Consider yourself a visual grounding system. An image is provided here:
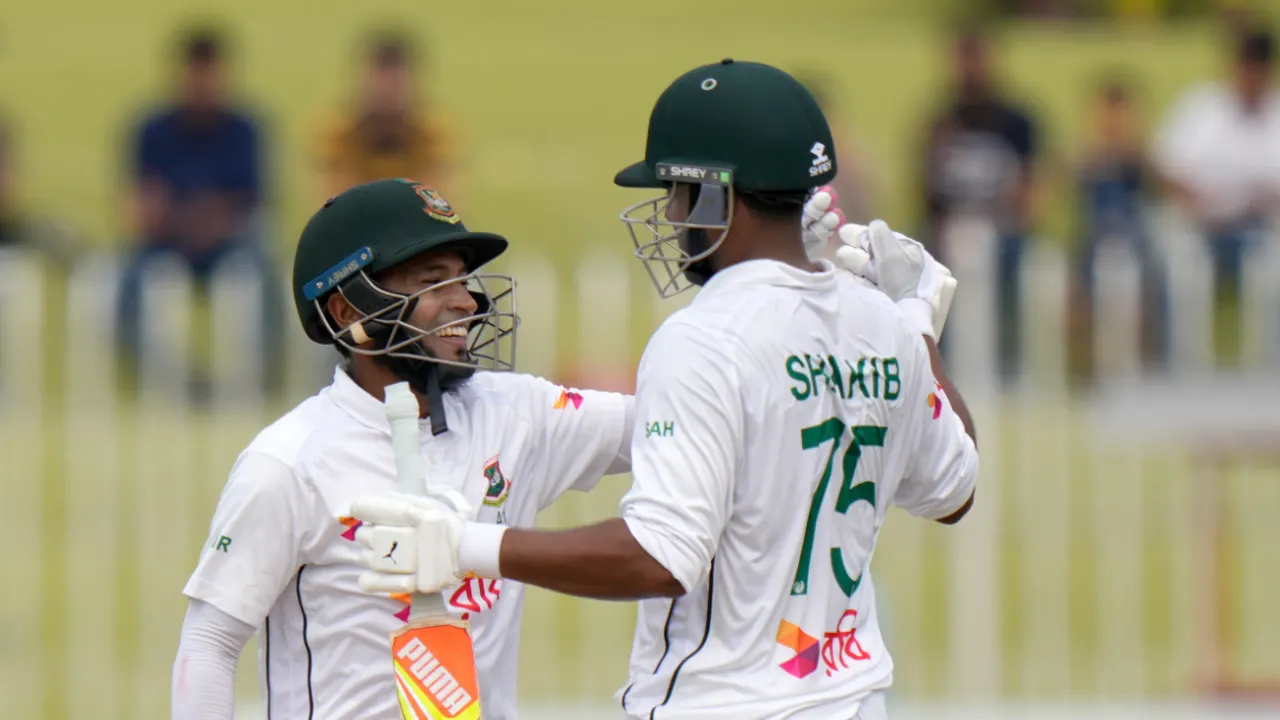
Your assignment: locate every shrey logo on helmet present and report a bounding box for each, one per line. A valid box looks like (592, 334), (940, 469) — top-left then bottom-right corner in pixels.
(809, 142), (832, 176)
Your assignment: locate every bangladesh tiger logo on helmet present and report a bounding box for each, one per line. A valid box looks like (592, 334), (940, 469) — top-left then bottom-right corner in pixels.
(406, 180), (460, 224)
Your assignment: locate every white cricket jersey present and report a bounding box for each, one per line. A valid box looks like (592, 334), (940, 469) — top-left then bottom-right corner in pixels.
(618, 259), (978, 719)
(182, 367), (632, 720)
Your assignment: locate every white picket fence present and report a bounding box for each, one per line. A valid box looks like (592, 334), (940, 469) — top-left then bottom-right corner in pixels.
(3, 209), (1280, 719)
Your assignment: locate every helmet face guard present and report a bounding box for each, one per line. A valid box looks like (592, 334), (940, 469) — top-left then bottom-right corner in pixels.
(621, 163), (735, 298)
(307, 248), (518, 378)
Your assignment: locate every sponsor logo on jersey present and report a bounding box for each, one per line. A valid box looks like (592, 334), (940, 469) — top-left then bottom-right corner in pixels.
(338, 516), (363, 541)
(553, 388), (583, 410)
(448, 575), (503, 620)
(820, 609), (871, 676)
(482, 454), (511, 507)
(389, 593), (414, 622)
(927, 382), (944, 420)
(776, 619), (820, 678)
(778, 612), (872, 680)
(809, 141), (832, 177)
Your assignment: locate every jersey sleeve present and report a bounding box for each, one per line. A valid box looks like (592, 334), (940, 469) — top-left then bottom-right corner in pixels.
(891, 333), (979, 520)
(619, 321), (742, 593)
(182, 452), (322, 627)
(518, 375), (634, 511)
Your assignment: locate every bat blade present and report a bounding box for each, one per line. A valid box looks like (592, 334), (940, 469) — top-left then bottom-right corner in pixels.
(391, 618), (482, 719)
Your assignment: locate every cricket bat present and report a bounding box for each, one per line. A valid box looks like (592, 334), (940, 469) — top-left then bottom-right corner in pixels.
(384, 382), (482, 720)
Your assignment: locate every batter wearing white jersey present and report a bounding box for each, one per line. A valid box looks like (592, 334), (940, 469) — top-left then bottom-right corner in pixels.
(350, 60), (978, 719)
(170, 179), (637, 719)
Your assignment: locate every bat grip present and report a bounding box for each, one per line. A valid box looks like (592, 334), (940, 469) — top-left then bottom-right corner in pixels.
(384, 383), (451, 619)
(385, 382), (427, 496)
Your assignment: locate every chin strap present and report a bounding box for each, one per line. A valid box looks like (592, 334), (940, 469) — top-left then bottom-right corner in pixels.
(424, 367), (449, 436)
(373, 353), (455, 436)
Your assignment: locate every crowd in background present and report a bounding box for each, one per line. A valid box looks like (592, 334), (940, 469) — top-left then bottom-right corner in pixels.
(1, 13), (1279, 397)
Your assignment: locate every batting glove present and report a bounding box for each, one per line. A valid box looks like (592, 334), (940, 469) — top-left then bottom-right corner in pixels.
(801, 186), (844, 263)
(833, 220), (958, 341)
(351, 488), (472, 595)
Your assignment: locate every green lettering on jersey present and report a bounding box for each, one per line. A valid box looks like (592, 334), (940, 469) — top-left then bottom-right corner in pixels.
(851, 358), (870, 399)
(213, 535), (232, 553)
(826, 355), (846, 400)
(788, 353), (901, 403)
(805, 355), (827, 399)
(645, 421), (675, 439)
(883, 357), (901, 400)
(786, 355), (811, 401)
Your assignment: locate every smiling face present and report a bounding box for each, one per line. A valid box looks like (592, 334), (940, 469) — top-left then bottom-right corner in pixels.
(373, 249), (479, 363)
(325, 247), (480, 365)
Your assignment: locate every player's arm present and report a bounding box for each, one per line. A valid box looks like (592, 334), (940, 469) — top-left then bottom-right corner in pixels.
(515, 376), (635, 511)
(354, 323), (732, 600)
(893, 332), (979, 525)
(493, 517), (681, 599)
(174, 452), (321, 708)
(172, 600), (256, 720)
(924, 335), (975, 447)
(494, 323), (734, 599)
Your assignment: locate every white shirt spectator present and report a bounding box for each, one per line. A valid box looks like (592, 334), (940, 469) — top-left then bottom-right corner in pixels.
(1154, 82), (1280, 224)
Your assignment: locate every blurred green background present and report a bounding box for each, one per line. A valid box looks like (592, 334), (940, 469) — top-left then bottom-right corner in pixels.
(0, 0), (1239, 260)
(3, 1), (1280, 719)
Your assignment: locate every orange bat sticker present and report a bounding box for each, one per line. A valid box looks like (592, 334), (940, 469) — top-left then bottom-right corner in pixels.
(391, 621), (482, 720)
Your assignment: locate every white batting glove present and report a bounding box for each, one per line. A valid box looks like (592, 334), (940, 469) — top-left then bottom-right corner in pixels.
(801, 186), (844, 263)
(350, 488), (472, 595)
(828, 220), (957, 340)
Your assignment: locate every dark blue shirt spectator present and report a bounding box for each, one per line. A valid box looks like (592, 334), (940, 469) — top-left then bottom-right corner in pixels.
(920, 25), (1042, 385)
(117, 24), (280, 400)
(134, 108), (261, 212)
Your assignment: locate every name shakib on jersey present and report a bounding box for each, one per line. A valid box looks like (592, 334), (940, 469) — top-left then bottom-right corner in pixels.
(785, 353), (901, 402)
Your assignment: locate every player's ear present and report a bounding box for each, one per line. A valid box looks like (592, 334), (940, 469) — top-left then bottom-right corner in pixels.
(326, 291), (376, 346)
(326, 292), (361, 330)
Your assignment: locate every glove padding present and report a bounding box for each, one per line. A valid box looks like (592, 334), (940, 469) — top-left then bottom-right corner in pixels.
(801, 187), (844, 262)
(803, 188), (880, 289)
(351, 488), (471, 595)
(832, 220), (958, 341)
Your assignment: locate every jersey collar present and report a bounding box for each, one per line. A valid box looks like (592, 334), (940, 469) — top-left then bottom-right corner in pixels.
(327, 365), (401, 433)
(699, 258), (839, 296)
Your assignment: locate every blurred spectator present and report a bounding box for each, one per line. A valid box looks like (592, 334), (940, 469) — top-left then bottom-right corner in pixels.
(115, 24), (278, 395)
(0, 117), (77, 266)
(794, 71), (877, 223)
(1070, 75), (1168, 381)
(314, 30), (455, 199)
(921, 24), (1042, 383)
(1153, 25), (1280, 366)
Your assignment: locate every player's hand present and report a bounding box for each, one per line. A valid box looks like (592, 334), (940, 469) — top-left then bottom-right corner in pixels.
(350, 489), (472, 595)
(835, 220), (958, 341)
(801, 186), (844, 263)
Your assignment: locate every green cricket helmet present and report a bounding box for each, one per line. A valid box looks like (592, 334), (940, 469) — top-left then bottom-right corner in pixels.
(615, 59), (837, 297)
(293, 178), (518, 433)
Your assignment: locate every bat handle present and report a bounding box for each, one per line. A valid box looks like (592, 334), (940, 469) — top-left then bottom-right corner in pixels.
(385, 383), (427, 496)
(410, 591), (450, 621)
(385, 383), (454, 622)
